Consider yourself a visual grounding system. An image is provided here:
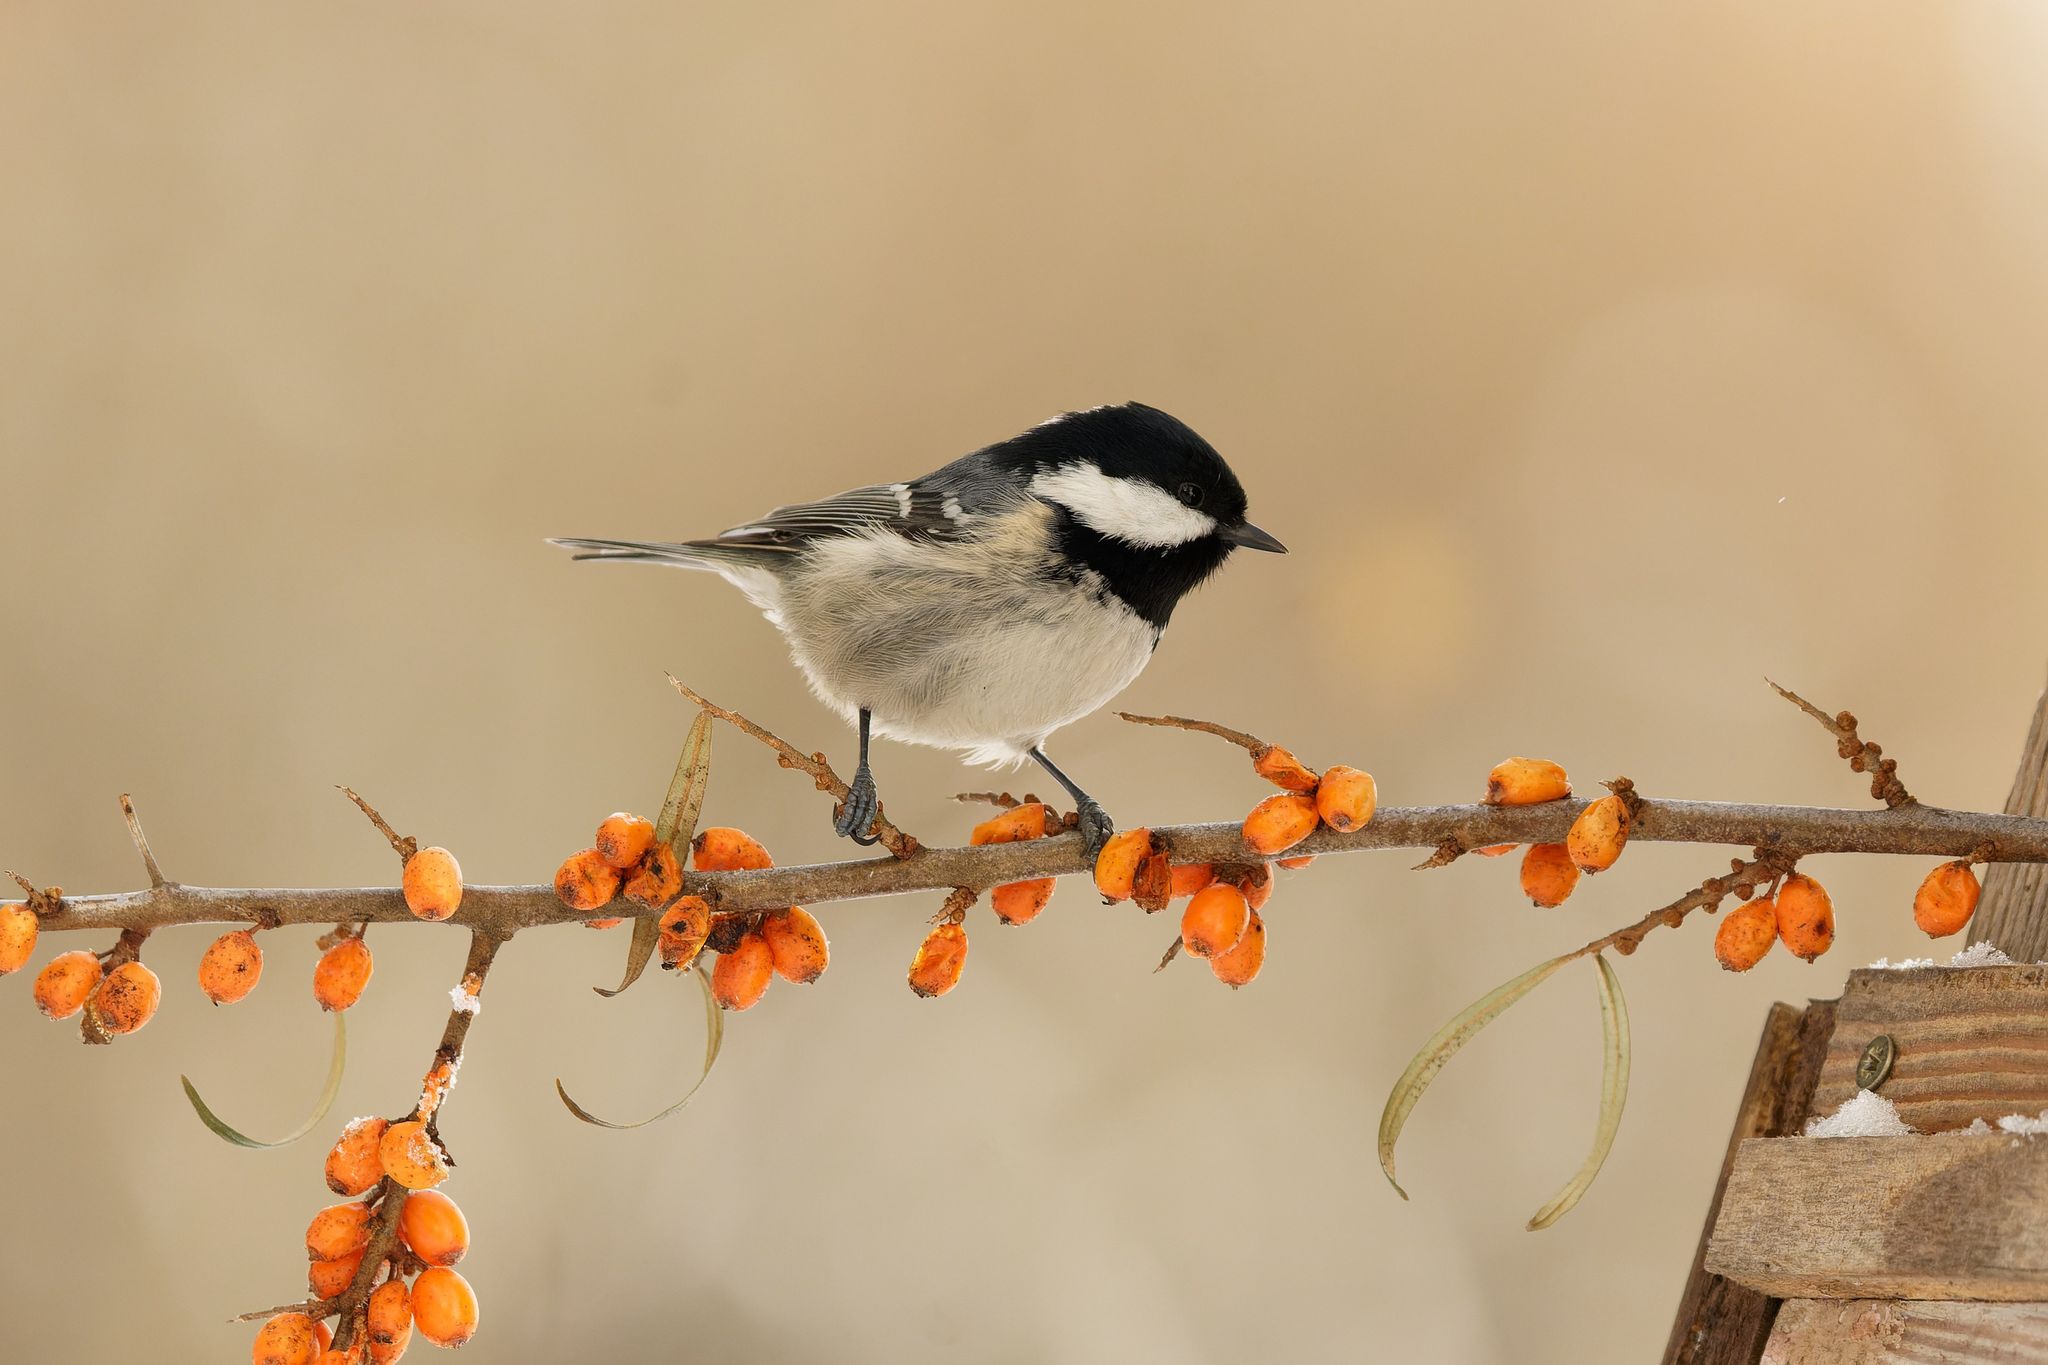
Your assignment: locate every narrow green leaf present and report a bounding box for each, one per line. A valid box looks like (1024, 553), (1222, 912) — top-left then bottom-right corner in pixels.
(597, 711), (713, 999)
(1377, 952), (1572, 1199)
(180, 1012), (346, 1150)
(558, 962), (725, 1129)
(1527, 953), (1631, 1231)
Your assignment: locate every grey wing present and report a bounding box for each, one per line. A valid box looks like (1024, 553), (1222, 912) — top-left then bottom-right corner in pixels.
(698, 465), (1013, 553)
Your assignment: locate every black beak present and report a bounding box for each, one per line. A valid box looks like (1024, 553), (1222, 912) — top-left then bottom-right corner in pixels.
(1222, 520), (1287, 553)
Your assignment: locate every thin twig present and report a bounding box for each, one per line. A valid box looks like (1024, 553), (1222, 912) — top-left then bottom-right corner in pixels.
(1769, 680), (1913, 807)
(230, 1298), (333, 1325)
(1568, 854), (1789, 962)
(336, 787), (418, 861)
(1155, 934), (1183, 973)
(118, 794), (167, 891)
(1117, 711), (1267, 753)
(667, 675), (918, 858)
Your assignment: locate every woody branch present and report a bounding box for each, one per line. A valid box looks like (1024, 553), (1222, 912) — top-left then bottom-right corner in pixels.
(24, 798), (2048, 939)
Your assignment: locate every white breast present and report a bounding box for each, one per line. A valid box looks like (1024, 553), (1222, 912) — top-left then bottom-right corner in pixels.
(753, 505), (1161, 766)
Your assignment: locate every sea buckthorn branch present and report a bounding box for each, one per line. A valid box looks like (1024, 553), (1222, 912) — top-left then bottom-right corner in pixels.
(22, 798), (2048, 939)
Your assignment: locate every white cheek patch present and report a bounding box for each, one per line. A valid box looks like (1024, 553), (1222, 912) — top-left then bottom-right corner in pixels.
(1030, 463), (1217, 549)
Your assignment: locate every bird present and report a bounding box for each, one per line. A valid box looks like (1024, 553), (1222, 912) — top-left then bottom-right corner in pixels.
(551, 402), (1285, 853)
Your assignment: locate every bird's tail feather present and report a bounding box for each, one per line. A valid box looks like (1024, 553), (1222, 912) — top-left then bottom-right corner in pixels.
(547, 536), (739, 569)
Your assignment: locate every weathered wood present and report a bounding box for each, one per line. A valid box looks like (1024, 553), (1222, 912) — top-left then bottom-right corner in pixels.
(1664, 1001), (1839, 1365)
(1808, 966), (2048, 1134)
(1707, 1133), (2048, 1300)
(1761, 1299), (2048, 1364)
(1974, 675), (2048, 962)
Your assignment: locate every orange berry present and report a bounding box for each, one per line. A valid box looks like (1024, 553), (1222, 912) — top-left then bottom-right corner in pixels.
(1475, 844), (1516, 858)
(691, 827), (773, 872)
(711, 932), (774, 1010)
(1252, 744), (1320, 793)
(199, 929), (264, 1004)
(1775, 873), (1835, 962)
(379, 1119), (449, 1191)
(1566, 795), (1631, 874)
(907, 921), (968, 998)
(991, 879), (1054, 925)
(1210, 909), (1267, 988)
(398, 1189), (470, 1267)
(367, 1277), (413, 1352)
(760, 907), (830, 982)
(306, 1201), (372, 1261)
(583, 918), (623, 930)
(1519, 843), (1580, 908)
(1169, 863), (1217, 898)
(1132, 848), (1174, 914)
(1715, 898), (1778, 972)
(86, 960), (160, 1035)
(314, 1321), (333, 1354)
(1314, 765), (1376, 832)
(623, 843), (682, 909)
(1485, 757), (1571, 806)
(0, 903), (37, 975)
(1242, 793), (1318, 856)
(314, 1351), (350, 1365)
(1277, 856), (1314, 871)
(326, 1117), (389, 1196)
(401, 847), (463, 922)
(657, 895), (712, 970)
(1913, 860), (1981, 938)
(1092, 828), (1155, 901)
(970, 802), (1049, 845)
(411, 1266), (479, 1349)
(253, 1312), (322, 1365)
(309, 1248), (364, 1299)
(313, 938), (374, 1013)
(1181, 884), (1250, 959)
(594, 813), (656, 870)
(553, 848), (619, 914)
(33, 950), (101, 1020)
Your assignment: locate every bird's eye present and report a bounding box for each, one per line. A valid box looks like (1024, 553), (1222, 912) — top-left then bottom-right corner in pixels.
(1176, 482), (1204, 508)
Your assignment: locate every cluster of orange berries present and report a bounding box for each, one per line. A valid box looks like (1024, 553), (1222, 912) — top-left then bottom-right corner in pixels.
(553, 815), (829, 1011)
(1085, 743), (1377, 988)
(1, 899), (164, 1039)
(897, 801), (1067, 1000)
(250, 1110), (478, 1364)
(1472, 757), (1637, 909)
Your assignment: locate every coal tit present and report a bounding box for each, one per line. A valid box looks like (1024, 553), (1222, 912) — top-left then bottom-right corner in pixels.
(552, 402), (1285, 850)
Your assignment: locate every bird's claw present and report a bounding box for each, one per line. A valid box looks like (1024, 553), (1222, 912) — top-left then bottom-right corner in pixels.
(1073, 797), (1115, 859)
(835, 767), (881, 845)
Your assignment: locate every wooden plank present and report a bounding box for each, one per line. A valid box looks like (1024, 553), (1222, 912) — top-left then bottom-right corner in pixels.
(1809, 966), (2048, 1134)
(1974, 673), (2048, 963)
(1762, 1299), (2048, 1364)
(1706, 1132), (2048, 1300)
(1664, 1001), (1838, 1365)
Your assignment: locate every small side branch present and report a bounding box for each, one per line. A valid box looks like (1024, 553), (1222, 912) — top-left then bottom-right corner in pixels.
(1117, 711), (1267, 753)
(668, 676), (919, 858)
(337, 787), (418, 862)
(1770, 680), (1913, 807)
(119, 794), (167, 891)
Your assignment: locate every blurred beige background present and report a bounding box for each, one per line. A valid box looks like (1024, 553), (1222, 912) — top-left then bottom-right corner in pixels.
(6, 2), (2048, 1360)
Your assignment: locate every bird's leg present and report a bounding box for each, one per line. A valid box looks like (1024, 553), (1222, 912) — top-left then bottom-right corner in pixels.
(1027, 747), (1114, 856)
(833, 707), (882, 845)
